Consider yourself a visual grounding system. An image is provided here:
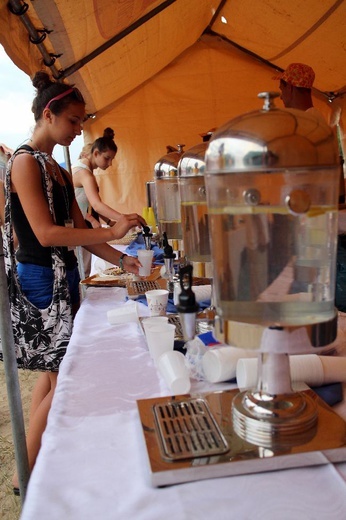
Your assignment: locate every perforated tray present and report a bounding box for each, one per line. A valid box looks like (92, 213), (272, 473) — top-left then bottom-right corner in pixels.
(127, 279), (163, 298)
(140, 314), (184, 340)
(167, 314), (184, 339)
(152, 398), (229, 461)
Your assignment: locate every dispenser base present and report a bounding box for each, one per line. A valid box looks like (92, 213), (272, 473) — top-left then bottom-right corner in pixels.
(137, 388), (346, 487)
(232, 390), (318, 448)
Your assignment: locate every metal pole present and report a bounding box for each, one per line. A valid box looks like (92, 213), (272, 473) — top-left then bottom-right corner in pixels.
(0, 231), (30, 502)
(63, 146), (72, 175)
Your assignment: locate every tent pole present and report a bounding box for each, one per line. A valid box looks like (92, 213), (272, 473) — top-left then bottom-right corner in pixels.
(63, 146), (72, 175)
(0, 232), (30, 503)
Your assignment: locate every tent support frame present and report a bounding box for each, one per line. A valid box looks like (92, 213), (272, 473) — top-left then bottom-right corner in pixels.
(203, 29), (340, 102)
(8, 0), (177, 81)
(0, 231), (30, 503)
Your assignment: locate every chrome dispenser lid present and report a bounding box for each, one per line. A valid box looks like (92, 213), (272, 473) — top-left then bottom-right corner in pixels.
(154, 144), (185, 179)
(178, 131), (214, 178)
(178, 142), (207, 177)
(205, 92), (339, 173)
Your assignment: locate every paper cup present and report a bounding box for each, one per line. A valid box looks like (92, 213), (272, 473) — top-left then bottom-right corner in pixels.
(236, 354), (325, 391)
(145, 289), (169, 316)
(144, 323), (176, 363)
(202, 346), (257, 383)
(142, 316), (169, 335)
(158, 350), (191, 395)
(137, 249), (154, 277)
(107, 303), (139, 325)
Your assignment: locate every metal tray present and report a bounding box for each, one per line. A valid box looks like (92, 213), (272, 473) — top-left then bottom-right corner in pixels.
(137, 389), (346, 487)
(153, 398), (229, 461)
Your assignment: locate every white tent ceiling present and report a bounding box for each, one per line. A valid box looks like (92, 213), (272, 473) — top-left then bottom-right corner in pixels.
(1, 0), (345, 213)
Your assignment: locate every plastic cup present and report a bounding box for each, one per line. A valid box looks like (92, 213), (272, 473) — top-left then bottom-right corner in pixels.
(202, 346), (257, 383)
(144, 323), (176, 363)
(142, 316), (169, 335)
(145, 289), (169, 316)
(137, 249), (154, 277)
(158, 350), (191, 395)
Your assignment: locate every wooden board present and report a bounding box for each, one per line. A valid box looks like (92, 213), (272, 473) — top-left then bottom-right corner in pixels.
(80, 265), (162, 288)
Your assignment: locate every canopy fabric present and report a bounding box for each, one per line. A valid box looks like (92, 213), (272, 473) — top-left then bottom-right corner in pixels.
(1, 0), (345, 214)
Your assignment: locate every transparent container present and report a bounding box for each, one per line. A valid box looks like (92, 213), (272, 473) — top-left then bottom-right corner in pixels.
(205, 93), (340, 328)
(205, 93), (341, 447)
(154, 145), (185, 241)
(178, 141), (211, 263)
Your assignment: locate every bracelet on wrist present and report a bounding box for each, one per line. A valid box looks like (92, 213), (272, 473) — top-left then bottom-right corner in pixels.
(119, 253), (127, 270)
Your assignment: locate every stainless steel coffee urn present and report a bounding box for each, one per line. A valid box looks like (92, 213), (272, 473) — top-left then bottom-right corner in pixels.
(177, 133), (213, 278)
(154, 144), (185, 256)
(205, 92), (340, 446)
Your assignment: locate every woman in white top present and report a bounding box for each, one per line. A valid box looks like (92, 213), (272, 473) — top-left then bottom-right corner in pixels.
(72, 127), (127, 229)
(72, 128), (142, 276)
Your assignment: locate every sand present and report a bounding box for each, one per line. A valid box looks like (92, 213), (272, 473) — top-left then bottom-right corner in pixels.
(0, 364), (38, 520)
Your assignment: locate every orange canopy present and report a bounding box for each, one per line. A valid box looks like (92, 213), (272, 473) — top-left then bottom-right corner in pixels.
(1, 0), (345, 213)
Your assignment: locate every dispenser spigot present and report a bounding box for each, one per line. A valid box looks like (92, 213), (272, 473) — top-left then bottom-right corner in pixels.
(176, 265), (199, 342)
(142, 225), (153, 250)
(163, 232), (176, 295)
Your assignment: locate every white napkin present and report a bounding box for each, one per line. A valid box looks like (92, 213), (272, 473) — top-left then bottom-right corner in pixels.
(236, 354), (346, 390)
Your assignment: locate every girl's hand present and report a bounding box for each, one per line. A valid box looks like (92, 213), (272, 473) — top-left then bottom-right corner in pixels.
(110, 213), (146, 239)
(122, 254), (142, 275)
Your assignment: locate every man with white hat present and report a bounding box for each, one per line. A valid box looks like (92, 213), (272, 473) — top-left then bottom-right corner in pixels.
(273, 62), (326, 123)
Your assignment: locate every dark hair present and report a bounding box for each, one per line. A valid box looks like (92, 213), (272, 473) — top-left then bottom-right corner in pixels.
(31, 71), (85, 122)
(91, 127), (118, 154)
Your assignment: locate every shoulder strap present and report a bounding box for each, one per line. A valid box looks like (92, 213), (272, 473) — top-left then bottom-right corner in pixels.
(4, 149), (65, 270)
(58, 164), (73, 186)
(16, 144), (34, 153)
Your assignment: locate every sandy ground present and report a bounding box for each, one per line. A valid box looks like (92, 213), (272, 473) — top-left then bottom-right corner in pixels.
(0, 364), (38, 520)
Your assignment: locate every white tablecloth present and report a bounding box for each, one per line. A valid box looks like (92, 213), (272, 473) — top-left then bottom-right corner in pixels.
(20, 287), (346, 520)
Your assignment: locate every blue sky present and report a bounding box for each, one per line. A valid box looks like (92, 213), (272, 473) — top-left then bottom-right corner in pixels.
(0, 45), (83, 165)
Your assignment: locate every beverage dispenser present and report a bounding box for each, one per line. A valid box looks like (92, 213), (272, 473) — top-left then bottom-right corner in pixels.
(154, 145), (185, 257)
(205, 92), (340, 445)
(177, 133), (213, 278)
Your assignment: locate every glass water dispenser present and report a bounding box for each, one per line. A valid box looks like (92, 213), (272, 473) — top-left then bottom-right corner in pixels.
(177, 133), (213, 278)
(205, 92), (340, 446)
(154, 145), (185, 257)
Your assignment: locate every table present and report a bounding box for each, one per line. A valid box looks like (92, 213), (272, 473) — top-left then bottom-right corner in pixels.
(20, 287), (346, 520)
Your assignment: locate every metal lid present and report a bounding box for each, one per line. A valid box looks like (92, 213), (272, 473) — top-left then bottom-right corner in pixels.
(205, 92), (339, 174)
(154, 144), (185, 179)
(177, 142), (208, 177)
(177, 131), (213, 177)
